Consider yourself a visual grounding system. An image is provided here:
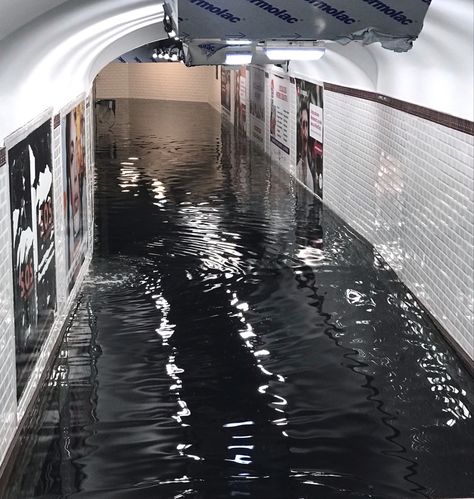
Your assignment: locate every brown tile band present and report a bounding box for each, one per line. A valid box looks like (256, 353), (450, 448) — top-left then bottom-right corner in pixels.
(53, 114), (60, 129)
(0, 147), (5, 168)
(324, 83), (474, 136)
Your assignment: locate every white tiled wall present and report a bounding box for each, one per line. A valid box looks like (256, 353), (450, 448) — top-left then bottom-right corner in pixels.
(96, 62), (221, 106)
(0, 94), (94, 469)
(226, 65), (473, 362)
(324, 91), (474, 359)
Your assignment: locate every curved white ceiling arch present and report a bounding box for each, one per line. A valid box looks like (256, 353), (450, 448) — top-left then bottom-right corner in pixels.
(0, 0), (166, 141)
(0, 0), (472, 142)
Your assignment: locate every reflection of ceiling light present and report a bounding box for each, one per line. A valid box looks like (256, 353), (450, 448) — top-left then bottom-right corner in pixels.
(265, 47), (326, 61)
(224, 52), (252, 65)
(226, 39), (252, 45)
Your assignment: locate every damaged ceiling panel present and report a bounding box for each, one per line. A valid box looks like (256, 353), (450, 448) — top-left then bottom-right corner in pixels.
(165, 0), (432, 65)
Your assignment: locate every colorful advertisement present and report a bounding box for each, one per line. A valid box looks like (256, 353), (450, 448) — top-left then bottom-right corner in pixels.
(8, 119), (56, 399)
(64, 102), (87, 291)
(234, 67), (247, 135)
(249, 66), (265, 147)
(270, 74), (291, 156)
(221, 67), (232, 116)
(296, 79), (324, 198)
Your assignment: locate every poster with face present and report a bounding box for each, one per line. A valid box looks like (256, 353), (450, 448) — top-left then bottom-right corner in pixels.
(296, 79), (324, 198)
(64, 102), (87, 291)
(233, 67), (247, 135)
(8, 118), (56, 399)
(221, 67), (232, 116)
(249, 66), (265, 147)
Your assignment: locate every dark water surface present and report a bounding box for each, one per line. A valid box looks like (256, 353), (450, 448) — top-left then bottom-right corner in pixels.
(6, 100), (474, 498)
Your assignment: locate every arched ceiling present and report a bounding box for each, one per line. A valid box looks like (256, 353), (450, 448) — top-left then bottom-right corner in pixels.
(0, 0), (472, 141)
(0, 0), (166, 140)
(0, 0), (70, 41)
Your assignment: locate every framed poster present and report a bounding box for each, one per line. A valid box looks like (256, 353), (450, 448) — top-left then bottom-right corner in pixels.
(8, 118), (56, 398)
(296, 79), (324, 197)
(63, 102), (88, 291)
(249, 66), (265, 147)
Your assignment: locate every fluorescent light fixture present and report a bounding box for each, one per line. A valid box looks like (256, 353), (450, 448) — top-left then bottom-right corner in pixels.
(265, 47), (325, 61)
(224, 52), (252, 65)
(226, 39), (252, 46)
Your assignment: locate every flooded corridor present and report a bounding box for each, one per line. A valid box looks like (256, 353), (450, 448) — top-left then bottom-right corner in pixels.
(5, 100), (474, 499)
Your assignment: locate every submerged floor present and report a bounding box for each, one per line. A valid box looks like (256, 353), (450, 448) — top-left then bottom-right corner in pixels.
(6, 100), (474, 498)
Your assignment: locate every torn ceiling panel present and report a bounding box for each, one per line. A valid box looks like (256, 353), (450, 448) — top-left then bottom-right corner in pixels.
(175, 0), (432, 52)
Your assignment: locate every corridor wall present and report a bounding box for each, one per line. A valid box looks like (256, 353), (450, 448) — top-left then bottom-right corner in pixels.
(0, 93), (95, 471)
(95, 62), (221, 110)
(221, 63), (473, 364)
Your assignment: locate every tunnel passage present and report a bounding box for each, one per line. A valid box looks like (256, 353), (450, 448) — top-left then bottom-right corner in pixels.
(3, 100), (473, 499)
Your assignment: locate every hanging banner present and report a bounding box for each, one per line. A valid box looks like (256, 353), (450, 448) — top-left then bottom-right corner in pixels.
(179, 0), (432, 52)
(234, 67), (247, 135)
(296, 78), (324, 197)
(8, 118), (56, 399)
(249, 66), (265, 147)
(63, 102), (88, 292)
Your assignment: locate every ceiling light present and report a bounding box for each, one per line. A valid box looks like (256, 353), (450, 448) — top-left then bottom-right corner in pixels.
(265, 47), (325, 61)
(226, 40), (252, 46)
(224, 52), (252, 65)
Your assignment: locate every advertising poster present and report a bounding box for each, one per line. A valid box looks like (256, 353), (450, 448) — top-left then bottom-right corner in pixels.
(8, 119), (56, 399)
(233, 67), (247, 135)
(221, 67), (232, 117)
(249, 66), (265, 147)
(296, 79), (324, 198)
(270, 74), (291, 157)
(64, 102), (87, 291)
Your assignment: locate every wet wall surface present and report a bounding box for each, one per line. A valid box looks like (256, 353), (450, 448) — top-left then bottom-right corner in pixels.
(5, 100), (474, 498)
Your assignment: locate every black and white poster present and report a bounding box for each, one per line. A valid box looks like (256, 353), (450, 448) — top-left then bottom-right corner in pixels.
(9, 119), (56, 399)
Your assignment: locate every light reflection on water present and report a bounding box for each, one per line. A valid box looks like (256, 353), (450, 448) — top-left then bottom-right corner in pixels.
(4, 100), (474, 499)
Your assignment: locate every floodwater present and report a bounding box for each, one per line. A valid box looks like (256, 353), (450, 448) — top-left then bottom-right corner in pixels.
(5, 100), (474, 499)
